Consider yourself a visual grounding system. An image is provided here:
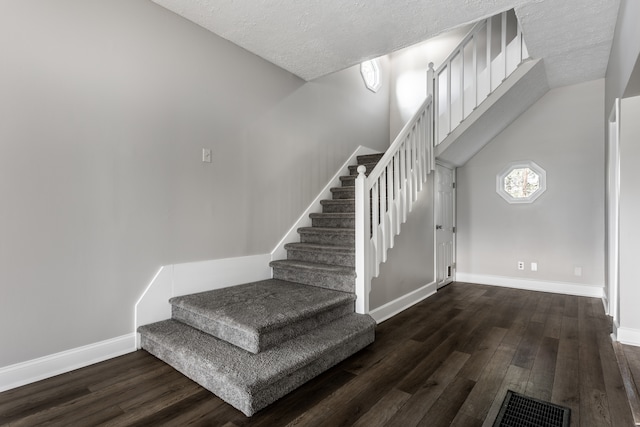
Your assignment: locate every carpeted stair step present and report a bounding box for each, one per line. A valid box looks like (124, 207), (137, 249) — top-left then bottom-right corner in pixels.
(339, 175), (356, 187)
(285, 242), (355, 267)
(331, 186), (355, 199)
(309, 212), (355, 228)
(138, 313), (375, 417)
(357, 153), (385, 164)
(320, 199), (355, 213)
(297, 227), (354, 246)
(270, 259), (356, 293)
(348, 163), (378, 176)
(170, 279), (356, 354)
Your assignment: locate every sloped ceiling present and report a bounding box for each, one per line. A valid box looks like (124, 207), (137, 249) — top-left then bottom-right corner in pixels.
(151, 0), (619, 87)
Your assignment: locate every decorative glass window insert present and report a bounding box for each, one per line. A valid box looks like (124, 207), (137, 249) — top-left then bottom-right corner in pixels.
(497, 161), (546, 204)
(360, 59), (381, 92)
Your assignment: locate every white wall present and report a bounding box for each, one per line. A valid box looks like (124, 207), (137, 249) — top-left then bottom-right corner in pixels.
(389, 26), (471, 140)
(619, 96), (640, 337)
(0, 0), (389, 368)
(457, 80), (605, 291)
(370, 178), (435, 311)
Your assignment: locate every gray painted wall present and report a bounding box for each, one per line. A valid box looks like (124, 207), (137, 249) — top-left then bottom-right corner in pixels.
(370, 178), (435, 310)
(619, 96), (640, 332)
(0, 0), (389, 367)
(457, 80), (605, 289)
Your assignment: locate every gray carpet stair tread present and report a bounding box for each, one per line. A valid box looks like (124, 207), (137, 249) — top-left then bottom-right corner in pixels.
(298, 226), (354, 234)
(320, 199), (355, 204)
(309, 213), (355, 219)
(169, 279), (355, 354)
(284, 242), (354, 254)
(269, 259), (355, 276)
(357, 153), (385, 163)
(139, 313), (375, 416)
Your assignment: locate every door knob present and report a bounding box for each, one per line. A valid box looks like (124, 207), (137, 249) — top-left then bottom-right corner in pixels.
(436, 225), (443, 230)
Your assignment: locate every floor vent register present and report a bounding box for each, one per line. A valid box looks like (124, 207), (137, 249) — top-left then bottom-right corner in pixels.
(493, 390), (570, 427)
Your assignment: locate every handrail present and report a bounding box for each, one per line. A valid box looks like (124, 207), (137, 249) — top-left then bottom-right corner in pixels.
(354, 95), (434, 314)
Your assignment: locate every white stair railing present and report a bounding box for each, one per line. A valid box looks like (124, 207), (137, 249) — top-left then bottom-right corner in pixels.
(355, 96), (434, 314)
(431, 9), (529, 144)
(355, 9), (530, 314)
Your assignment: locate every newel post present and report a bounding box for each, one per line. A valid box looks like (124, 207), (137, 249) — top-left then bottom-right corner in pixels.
(354, 165), (370, 314)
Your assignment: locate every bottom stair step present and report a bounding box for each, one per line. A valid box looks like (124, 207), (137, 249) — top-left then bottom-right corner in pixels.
(139, 314), (375, 417)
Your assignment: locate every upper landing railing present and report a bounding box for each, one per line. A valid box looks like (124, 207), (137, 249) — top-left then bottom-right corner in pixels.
(354, 10), (529, 315)
(430, 9), (529, 144)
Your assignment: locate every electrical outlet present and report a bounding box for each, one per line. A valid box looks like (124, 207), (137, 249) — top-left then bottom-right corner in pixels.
(202, 148), (212, 163)
(574, 266), (582, 277)
(531, 262), (537, 271)
(517, 261), (525, 270)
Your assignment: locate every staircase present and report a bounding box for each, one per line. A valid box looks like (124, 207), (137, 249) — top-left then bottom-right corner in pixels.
(137, 153), (383, 417)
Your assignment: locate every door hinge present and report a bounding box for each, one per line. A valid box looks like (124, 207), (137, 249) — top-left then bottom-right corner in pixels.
(452, 182), (456, 189)
(452, 226), (456, 233)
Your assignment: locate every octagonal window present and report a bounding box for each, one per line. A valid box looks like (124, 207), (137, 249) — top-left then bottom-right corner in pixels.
(360, 59), (381, 92)
(497, 161), (546, 204)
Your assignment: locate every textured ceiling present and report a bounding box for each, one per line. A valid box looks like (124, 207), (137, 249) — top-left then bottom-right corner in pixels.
(151, 0), (620, 87)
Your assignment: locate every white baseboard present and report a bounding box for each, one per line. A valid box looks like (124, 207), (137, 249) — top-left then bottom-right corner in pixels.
(617, 327), (640, 347)
(134, 254), (272, 347)
(0, 333), (135, 393)
(456, 273), (604, 298)
(370, 281), (437, 324)
(270, 145), (379, 261)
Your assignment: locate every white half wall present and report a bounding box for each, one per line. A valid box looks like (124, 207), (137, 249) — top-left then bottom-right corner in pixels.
(134, 254), (272, 347)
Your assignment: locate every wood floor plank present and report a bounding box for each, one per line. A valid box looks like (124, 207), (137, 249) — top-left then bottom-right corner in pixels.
(578, 297), (612, 427)
(600, 341), (636, 427)
(512, 320), (545, 369)
(416, 376), (476, 427)
(0, 283), (633, 427)
(350, 388), (411, 427)
(524, 335), (559, 401)
(386, 350), (470, 427)
(551, 315), (581, 426)
(457, 326), (508, 381)
(480, 364), (531, 427)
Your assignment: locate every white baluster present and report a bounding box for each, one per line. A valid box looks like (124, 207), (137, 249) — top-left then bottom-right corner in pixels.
(427, 62), (437, 147)
(371, 180), (380, 277)
(502, 11), (507, 82)
(380, 168), (389, 262)
(399, 141), (407, 223)
(393, 152), (401, 234)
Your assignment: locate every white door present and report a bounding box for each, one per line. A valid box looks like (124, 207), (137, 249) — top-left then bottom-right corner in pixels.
(436, 164), (455, 288)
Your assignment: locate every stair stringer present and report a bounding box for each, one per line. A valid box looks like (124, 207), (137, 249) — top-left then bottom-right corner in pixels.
(435, 58), (549, 167)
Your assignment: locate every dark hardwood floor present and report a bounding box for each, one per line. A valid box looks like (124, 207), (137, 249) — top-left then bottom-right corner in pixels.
(0, 282), (635, 426)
